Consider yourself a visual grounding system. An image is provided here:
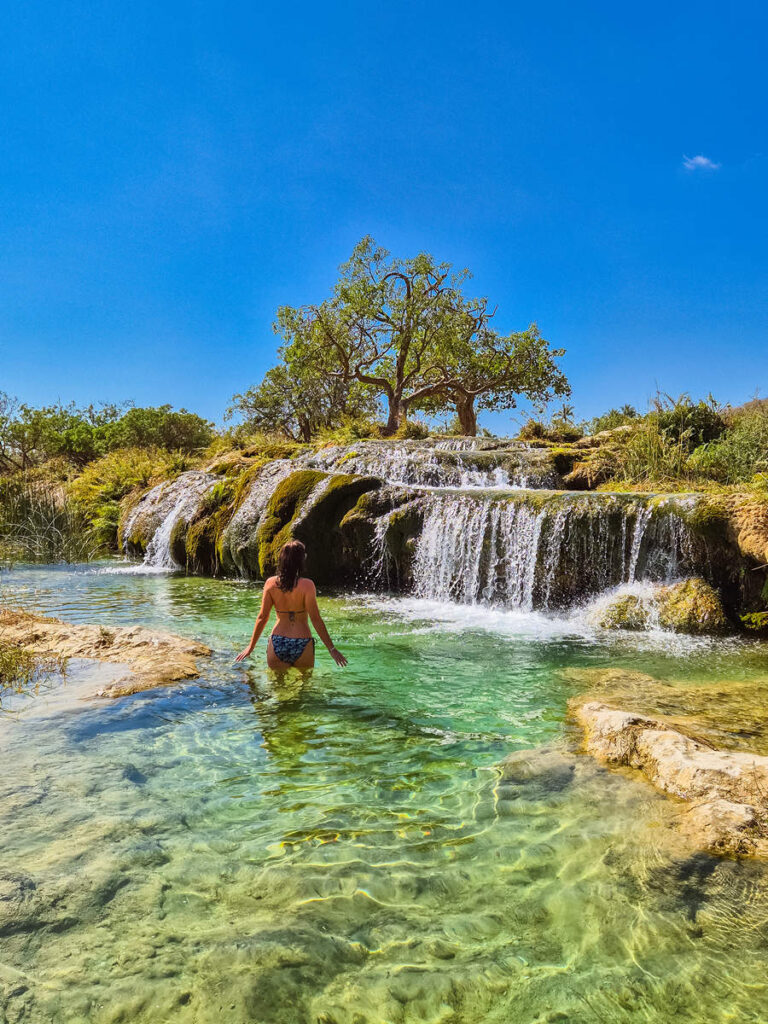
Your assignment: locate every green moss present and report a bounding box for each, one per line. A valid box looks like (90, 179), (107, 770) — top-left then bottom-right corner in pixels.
(680, 496), (730, 541)
(595, 594), (650, 631)
(656, 578), (731, 635)
(256, 470), (326, 576)
(230, 460), (268, 511)
(740, 612), (768, 637)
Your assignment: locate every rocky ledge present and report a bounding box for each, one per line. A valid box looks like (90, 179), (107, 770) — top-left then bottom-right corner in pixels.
(0, 609), (211, 698)
(573, 700), (768, 859)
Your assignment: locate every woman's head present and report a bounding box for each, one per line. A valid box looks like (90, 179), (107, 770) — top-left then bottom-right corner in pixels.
(277, 540), (306, 591)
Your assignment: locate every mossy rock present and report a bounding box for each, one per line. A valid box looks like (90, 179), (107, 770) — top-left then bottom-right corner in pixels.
(256, 470), (327, 577)
(594, 594), (650, 631)
(293, 473), (384, 580)
(740, 612), (768, 638)
(681, 497), (730, 542)
(656, 578), (732, 635)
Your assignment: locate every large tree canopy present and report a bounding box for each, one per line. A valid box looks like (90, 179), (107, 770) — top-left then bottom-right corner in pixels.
(276, 237), (569, 435)
(425, 323), (571, 435)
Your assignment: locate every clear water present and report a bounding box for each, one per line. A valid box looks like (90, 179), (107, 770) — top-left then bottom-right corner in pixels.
(1, 563), (768, 1023)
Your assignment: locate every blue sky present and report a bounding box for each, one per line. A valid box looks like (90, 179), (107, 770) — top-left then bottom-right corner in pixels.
(1, 1), (766, 432)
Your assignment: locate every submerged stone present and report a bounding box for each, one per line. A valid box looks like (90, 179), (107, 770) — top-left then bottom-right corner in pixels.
(0, 608), (210, 697)
(573, 700), (768, 858)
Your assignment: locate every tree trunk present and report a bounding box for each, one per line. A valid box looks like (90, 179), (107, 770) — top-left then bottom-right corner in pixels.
(455, 393), (478, 436)
(384, 396), (406, 436)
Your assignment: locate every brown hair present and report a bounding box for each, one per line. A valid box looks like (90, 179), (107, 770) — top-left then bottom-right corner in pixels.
(277, 540), (306, 591)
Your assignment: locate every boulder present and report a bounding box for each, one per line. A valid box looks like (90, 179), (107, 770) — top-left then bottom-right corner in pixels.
(656, 577), (731, 635)
(593, 593), (650, 631)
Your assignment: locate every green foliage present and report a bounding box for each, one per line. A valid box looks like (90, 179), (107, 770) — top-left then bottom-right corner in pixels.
(687, 403), (768, 484)
(652, 393), (725, 450)
(517, 416), (582, 443)
(271, 237), (568, 435)
(395, 419), (430, 440)
(585, 405), (638, 435)
(229, 363), (378, 442)
(106, 405), (214, 452)
(69, 447), (193, 550)
(0, 394), (214, 473)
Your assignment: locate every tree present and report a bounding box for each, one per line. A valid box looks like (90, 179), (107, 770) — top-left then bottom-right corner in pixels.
(229, 361), (377, 442)
(105, 405), (214, 453)
(278, 237), (569, 435)
(423, 324), (570, 435)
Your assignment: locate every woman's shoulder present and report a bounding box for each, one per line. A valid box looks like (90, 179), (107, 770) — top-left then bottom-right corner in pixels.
(298, 576), (316, 592)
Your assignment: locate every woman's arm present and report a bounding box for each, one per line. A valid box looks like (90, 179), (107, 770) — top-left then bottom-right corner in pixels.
(306, 581), (348, 667)
(235, 584), (274, 661)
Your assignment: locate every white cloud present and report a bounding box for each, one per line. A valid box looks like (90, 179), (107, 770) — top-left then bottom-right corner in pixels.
(683, 154), (721, 171)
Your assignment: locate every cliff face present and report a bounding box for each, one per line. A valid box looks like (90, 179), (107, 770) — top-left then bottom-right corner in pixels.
(116, 439), (768, 629)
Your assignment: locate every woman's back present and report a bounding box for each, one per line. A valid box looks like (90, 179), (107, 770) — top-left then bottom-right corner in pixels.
(268, 575), (311, 637)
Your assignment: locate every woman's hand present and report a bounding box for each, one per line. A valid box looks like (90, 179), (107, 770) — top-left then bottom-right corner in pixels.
(234, 645), (253, 663)
(329, 647), (348, 667)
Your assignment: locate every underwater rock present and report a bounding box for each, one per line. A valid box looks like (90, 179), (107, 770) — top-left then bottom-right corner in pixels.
(655, 577), (731, 635)
(573, 700), (768, 858)
(0, 609), (211, 697)
(499, 746), (577, 796)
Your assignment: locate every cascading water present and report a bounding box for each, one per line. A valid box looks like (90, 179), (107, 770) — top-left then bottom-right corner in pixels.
(408, 492), (703, 610)
(300, 440), (555, 488)
(122, 472), (217, 569)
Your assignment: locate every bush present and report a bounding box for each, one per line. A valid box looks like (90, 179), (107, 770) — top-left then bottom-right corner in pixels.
(518, 417), (582, 443)
(653, 393), (725, 450)
(585, 405), (639, 435)
(395, 419), (430, 440)
(69, 447), (194, 549)
(518, 419), (547, 440)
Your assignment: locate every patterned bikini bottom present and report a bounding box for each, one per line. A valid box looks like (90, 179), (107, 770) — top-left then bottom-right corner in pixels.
(271, 635), (314, 665)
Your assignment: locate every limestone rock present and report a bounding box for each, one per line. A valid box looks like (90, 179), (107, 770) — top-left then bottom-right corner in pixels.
(0, 609), (210, 698)
(573, 700), (768, 858)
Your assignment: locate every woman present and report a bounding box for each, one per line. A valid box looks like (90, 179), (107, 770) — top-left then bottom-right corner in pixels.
(235, 540), (348, 669)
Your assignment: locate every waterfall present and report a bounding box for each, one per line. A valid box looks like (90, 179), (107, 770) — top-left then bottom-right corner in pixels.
(143, 493), (194, 569)
(122, 472), (217, 569)
(300, 440), (553, 488)
(408, 493), (701, 610)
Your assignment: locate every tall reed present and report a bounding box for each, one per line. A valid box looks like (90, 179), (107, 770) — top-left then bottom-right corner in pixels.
(0, 476), (99, 564)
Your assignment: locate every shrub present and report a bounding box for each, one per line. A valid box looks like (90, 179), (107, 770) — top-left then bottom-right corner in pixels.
(688, 404), (768, 484)
(585, 405), (639, 435)
(518, 419), (546, 440)
(395, 419), (430, 440)
(69, 447), (194, 549)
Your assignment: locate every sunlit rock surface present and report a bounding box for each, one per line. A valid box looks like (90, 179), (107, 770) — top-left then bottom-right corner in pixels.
(0, 608), (210, 697)
(573, 700), (768, 858)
